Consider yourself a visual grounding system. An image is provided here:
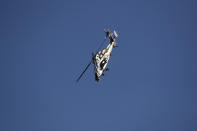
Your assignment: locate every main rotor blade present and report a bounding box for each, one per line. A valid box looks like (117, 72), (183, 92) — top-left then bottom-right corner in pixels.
(76, 61), (92, 82)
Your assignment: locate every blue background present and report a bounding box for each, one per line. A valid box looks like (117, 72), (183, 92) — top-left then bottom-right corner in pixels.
(1, 0), (197, 131)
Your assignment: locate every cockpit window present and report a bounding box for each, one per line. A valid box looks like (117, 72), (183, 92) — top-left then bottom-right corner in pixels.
(99, 54), (103, 59)
(100, 58), (107, 70)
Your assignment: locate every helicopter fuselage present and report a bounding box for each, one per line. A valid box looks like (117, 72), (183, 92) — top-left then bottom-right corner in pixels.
(93, 41), (115, 81)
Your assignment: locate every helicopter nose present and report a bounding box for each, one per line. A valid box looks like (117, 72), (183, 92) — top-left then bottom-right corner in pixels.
(95, 73), (100, 81)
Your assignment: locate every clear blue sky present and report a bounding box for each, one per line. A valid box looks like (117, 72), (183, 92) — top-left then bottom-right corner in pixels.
(1, 0), (197, 131)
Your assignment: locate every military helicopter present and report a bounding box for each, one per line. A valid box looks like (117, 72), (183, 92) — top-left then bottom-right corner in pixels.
(76, 29), (118, 82)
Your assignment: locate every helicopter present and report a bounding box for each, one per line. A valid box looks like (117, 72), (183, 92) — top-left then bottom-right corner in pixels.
(76, 29), (118, 82)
